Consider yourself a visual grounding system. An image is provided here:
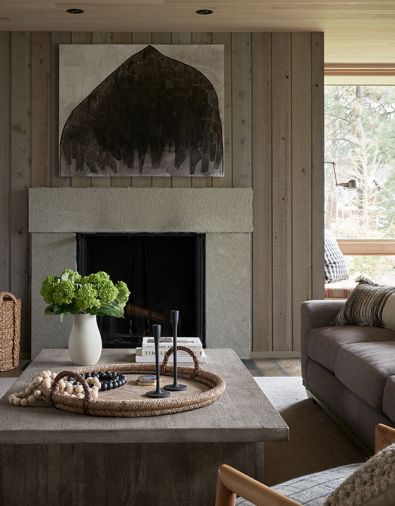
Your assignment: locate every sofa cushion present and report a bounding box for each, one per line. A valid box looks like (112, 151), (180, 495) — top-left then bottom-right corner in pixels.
(335, 341), (395, 411)
(236, 464), (360, 506)
(306, 326), (395, 373)
(383, 376), (395, 423)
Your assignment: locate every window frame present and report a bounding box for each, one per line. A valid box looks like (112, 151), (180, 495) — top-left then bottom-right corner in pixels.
(337, 240), (395, 256)
(325, 73), (395, 259)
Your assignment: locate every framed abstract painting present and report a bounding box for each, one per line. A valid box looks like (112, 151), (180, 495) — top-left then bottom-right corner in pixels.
(59, 44), (224, 178)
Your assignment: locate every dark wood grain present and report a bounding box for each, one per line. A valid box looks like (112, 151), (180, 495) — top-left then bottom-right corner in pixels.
(0, 442), (263, 506)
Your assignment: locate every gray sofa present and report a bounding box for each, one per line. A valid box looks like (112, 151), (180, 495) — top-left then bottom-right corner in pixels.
(301, 300), (395, 451)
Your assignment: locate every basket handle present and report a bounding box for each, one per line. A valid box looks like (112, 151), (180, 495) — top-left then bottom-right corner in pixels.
(160, 346), (200, 378)
(49, 370), (93, 415)
(0, 292), (18, 304)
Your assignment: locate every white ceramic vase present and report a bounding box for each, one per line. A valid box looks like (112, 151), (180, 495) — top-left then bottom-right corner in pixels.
(68, 313), (102, 366)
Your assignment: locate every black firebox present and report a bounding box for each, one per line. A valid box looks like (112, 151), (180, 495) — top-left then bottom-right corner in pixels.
(77, 233), (205, 348)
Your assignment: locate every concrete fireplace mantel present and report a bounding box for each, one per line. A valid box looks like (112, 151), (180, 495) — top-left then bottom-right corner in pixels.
(29, 187), (253, 234)
(29, 187), (253, 359)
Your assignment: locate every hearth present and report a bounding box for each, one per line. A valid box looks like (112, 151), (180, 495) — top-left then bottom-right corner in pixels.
(77, 233), (205, 348)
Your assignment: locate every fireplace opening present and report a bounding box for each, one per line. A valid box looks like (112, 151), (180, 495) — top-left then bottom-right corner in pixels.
(77, 233), (205, 348)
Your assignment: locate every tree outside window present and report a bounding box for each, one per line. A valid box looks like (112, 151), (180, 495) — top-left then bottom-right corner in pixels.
(325, 85), (395, 283)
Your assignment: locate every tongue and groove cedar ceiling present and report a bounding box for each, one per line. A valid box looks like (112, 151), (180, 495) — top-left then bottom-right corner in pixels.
(0, 0), (394, 63)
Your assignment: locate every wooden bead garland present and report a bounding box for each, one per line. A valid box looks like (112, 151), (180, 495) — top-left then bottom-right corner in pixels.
(8, 369), (100, 407)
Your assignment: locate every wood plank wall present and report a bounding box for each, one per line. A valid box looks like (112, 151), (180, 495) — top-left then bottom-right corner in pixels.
(252, 32), (325, 356)
(0, 31), (324, 356)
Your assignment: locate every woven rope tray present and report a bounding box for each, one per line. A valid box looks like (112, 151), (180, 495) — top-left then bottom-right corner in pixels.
(44, 347), (225, 417)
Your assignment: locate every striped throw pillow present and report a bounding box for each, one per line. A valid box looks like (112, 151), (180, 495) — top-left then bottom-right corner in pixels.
(334, 277), (395, 329)
(325, 231), (349, 283)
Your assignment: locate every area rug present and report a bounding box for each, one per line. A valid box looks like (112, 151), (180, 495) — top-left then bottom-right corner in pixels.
(255, 377), (366, 486)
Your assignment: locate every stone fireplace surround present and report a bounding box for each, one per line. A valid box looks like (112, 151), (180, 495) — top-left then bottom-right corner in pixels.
(29, 187), (253, 358)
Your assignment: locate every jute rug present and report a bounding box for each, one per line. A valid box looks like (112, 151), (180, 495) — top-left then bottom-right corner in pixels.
(255, 377), (366, 486)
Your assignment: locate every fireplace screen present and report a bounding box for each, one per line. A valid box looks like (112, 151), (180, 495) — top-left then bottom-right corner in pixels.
(77, 233), (205, 348)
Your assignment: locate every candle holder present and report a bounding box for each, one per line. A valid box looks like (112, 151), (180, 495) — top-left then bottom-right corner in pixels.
(164, 310), (187, 392)
(146, 324), (170, 399)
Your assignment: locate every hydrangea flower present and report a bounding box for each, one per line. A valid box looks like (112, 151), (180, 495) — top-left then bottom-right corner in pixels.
(40, 275), (59, 304)
(116, 281), (130, 305)
(41, 269), (130, 318)
(61, 268), (81, 284)
(82, 271), (110, 285)
(96, 279), (118, 304)
(52, 280), (75, 305)
(74, 283), (101, 312)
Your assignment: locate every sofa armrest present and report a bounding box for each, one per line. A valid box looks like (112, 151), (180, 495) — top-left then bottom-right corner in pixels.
(301, 300), (345, 379)
(301, 300), (345, 333)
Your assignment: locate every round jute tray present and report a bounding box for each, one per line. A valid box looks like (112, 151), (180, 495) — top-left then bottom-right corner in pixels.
(44, 347), (225, 417)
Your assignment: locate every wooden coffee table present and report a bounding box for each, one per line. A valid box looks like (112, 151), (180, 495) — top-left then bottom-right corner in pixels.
(0, 348), (288, 506)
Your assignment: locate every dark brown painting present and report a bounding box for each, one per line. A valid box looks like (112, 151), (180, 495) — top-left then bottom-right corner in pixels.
(59, 44), (224, 177)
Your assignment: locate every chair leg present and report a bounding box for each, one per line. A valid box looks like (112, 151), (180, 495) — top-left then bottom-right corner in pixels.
(215, 476), (237, 506)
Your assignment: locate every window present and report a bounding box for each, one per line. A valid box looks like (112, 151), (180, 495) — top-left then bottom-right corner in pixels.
(325, 85), (395, 283)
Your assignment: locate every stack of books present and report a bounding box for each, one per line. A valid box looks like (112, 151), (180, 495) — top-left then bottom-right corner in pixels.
(135, 337), (207, 364)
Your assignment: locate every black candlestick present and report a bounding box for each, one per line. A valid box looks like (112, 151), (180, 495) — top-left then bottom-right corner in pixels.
(164, 310), (187, 392)
(146, 324), (170, 399)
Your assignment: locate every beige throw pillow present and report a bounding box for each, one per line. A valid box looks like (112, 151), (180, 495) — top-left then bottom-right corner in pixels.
(325, 443), (395, 506)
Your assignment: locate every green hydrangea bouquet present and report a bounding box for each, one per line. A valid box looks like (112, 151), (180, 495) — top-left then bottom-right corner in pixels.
(40, 269), (130, 318)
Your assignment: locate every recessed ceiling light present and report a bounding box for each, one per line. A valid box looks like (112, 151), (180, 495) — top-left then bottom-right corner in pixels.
(196, 9), (213, 15)
(66, 8), (84, 14)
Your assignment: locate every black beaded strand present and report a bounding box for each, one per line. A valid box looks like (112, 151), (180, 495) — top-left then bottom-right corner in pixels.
(79, 371), (127, 392)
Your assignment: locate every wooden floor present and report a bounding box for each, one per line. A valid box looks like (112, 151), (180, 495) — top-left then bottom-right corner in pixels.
(242, 359), (301, 377)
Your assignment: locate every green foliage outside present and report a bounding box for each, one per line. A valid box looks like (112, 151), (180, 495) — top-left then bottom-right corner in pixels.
(41, 269), (130, 318)
(325, 85), (395, 283)
(344, 256), (395, 285)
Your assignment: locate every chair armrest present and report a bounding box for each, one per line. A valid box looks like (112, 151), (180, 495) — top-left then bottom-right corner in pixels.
(375, 424), (395, 453)
(301, 300), (345, 379)
(215, 465), (301, 506)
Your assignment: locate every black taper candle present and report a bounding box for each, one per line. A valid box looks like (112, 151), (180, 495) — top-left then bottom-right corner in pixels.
(146, 324), (170, 398)
(164, 310), (187, 392)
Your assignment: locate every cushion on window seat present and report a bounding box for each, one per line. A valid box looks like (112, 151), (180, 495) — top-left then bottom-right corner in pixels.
(324, 231), (349, 283)
(325, 279), (357, 299)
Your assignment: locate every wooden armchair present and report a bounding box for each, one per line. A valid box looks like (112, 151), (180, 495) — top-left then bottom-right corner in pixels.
(215, 424), (395, 506)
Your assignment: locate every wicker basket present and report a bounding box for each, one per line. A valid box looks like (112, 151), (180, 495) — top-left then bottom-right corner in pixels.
(0, 292), (21, 371)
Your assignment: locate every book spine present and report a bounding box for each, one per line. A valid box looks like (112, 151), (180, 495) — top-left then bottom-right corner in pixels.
(141, 349), (202, 357)
(142, 343), (202, 351)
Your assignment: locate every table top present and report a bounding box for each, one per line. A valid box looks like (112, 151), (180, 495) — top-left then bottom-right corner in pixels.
(0, 348), (288, 444)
